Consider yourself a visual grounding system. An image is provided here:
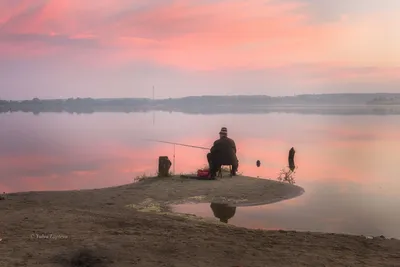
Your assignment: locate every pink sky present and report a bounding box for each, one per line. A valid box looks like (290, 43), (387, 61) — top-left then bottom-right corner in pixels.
(0, 0), (399, 99)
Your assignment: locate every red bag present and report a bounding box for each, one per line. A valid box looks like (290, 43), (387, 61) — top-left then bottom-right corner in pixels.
(197, 169), (210, 177)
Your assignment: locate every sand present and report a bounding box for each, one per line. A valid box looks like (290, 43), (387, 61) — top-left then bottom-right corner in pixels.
(0, 174), (399, 267)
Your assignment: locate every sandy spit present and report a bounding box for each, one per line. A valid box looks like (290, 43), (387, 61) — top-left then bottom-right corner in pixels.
(0, 175), (399, 267)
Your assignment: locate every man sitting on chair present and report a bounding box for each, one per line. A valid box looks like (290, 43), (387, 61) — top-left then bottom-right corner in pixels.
(207, 127), (239, 179)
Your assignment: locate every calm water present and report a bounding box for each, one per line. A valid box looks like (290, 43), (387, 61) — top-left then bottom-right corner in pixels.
(1, 111), (399, 238)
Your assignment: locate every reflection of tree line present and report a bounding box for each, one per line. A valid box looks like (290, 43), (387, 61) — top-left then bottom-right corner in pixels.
(0, 98), (154, 114)
(3, 106), (400, 116)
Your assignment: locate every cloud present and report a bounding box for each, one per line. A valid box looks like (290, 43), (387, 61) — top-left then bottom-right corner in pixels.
(0, 0), (398, 68)
(0, 1), (51, 34)
(289, 0), (400, 22)
(0, 32), (99, 47)
(96, 1), (400, 70)
(0, 0), (399, 98)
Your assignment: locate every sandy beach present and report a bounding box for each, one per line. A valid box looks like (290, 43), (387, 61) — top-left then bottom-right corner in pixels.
(0, 174), (399, 267)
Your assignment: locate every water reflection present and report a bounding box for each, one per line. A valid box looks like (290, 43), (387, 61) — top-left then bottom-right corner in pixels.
(1, 111), (400, 197)
(173, 186), (400, 239)
(2, 111), (400, 238)
(210, 203), (236, 223)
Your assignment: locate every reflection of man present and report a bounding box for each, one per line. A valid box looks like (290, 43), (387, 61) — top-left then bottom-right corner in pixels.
(207, 127), (238, 179)
(210, 202), (236, 223)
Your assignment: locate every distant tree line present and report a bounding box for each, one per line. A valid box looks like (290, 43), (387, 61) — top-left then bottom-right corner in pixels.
(1, 93), (400, 114)
(367, 96), (400, 105)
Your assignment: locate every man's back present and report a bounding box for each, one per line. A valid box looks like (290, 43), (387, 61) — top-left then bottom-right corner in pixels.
(211, 136), (237, 164)
(207, 127), (239, 178)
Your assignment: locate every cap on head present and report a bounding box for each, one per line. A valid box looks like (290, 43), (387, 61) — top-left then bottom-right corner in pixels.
(219, 127), (228, 136)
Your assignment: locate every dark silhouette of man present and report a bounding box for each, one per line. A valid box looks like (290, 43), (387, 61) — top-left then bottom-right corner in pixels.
(210, 202), (236, 223)
(207, 127), (238, 179)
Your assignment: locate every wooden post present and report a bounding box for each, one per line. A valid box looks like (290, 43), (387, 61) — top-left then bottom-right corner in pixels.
(158, 156), (172, 177)
(288, 147), (296, 172)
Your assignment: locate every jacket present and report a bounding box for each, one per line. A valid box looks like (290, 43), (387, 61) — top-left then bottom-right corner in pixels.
(210, 136), (238, 165)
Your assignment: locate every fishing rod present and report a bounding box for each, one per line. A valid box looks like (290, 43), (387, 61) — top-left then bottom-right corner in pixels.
(143, 139), (209, 150)
(143, 138), (210, 175)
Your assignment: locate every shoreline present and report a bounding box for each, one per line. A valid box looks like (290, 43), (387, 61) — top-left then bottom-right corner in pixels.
(1, 174), (399, 266)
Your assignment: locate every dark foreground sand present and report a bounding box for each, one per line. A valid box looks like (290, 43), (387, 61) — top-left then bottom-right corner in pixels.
(0, 174), (399, 267)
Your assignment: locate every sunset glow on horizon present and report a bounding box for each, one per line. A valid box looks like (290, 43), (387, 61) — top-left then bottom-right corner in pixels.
(0, 0), (399, 99)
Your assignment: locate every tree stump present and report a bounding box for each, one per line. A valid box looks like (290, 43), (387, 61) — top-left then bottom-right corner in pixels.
(288, 147), (296, 172)
(158, 156), (172, 177)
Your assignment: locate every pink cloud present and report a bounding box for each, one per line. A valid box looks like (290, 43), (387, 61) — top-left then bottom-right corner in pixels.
(0, 0), (398, 82)
(99, 0), (327, 69)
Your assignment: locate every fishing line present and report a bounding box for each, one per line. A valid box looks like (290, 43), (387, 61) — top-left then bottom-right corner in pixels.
(144, 138), (210, 174)
(143, 139), (209, 150)
(173, 144), (175, 174)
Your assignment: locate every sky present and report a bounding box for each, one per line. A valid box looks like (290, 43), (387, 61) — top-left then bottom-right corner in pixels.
(0, 0), (399, 100)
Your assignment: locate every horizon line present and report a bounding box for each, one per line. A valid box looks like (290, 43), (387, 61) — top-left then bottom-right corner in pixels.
(2, 92), (400, 102)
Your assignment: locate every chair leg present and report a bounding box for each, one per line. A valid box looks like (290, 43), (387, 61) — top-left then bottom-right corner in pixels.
(217, 166), (233, 178)
(218, 168), (222, 178)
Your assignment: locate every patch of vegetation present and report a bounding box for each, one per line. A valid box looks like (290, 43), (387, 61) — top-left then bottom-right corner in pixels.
(133, 173), (153, 182)
(156, 170), (173, 177)
(133, 171), (174, 182)
(277, 166), (297, 184)
(186, 195), (207, 201)
(125, 198), (173, 213)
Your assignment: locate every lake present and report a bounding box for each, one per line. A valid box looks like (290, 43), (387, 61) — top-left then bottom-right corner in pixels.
(1, 111), (399, 239)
